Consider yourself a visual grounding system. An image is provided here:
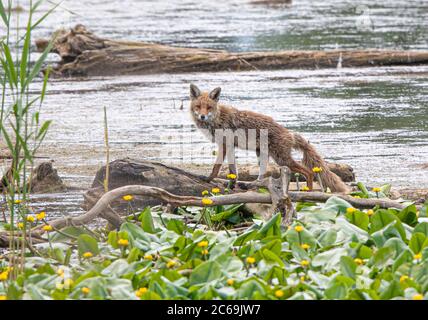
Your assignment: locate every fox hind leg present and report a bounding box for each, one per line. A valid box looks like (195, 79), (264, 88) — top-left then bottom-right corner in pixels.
(271, 150), (314, 190)
(287, 161), (314, 190)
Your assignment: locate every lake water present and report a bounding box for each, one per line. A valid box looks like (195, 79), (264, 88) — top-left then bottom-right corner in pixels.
(2, 0), (428, 217)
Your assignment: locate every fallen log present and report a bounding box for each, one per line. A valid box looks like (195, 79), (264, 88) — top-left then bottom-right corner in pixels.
(36, 25), (428, 77)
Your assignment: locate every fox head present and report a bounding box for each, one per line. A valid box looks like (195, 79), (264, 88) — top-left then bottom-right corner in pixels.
(189, 84), (221, 122)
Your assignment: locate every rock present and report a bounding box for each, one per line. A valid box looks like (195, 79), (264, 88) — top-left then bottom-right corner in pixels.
(28, 161), (67, 193)
(83, 158), (223, 210)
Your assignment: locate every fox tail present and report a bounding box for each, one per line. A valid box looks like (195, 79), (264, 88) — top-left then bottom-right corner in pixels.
(293, 133), (350, 193)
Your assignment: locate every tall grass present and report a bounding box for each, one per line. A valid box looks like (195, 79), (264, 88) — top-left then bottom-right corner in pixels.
(0, 0), (57, 273)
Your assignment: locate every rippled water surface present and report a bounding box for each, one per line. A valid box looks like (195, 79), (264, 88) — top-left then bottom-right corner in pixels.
(17, 0), (428, 51)
(38, 66), (428, 189)
(2, 0), (428, 216)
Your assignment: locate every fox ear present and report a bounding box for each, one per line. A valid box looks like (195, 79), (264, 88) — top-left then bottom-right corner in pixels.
(190, 84), (201, 100)
(209, 87), (221, 102)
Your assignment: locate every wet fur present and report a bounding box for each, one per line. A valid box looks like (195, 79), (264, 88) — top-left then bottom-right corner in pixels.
(189, 84), (350, 193)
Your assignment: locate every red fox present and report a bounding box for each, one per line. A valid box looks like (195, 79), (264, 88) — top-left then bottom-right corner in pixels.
(189, 84), (350, 193)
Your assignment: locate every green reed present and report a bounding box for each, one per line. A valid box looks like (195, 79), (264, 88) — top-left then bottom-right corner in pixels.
(0, 0), (57, 272)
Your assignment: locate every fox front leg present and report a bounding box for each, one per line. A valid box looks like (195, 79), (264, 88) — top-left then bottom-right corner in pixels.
(226, 143), (238, 179)
(225, 143), (238, 189)
(204, 143), (226, 182)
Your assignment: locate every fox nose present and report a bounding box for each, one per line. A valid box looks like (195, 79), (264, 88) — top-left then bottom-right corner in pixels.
(200, 115), (206, 120)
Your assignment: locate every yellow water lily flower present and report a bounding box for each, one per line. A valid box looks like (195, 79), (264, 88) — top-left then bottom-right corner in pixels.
(0, 295), (6, 300)
(17, 222), (24, 229)
(294, 225), (304, 232)
(211, 187), (220, 194)
(201, 190), (209, 196)
(81, 287), (90, 294)
(166, 260), (176, 268)
(43, 225), (53, 232)
(201, 249), (209, 255)
(399, 275), (409, 283)
(227, 173), (237, 180)
(36, 211), (46, 220)
(82, 252), (93, 259)
(274, 290), (284, 298)
(122, 195), (133, 201)
(227, 279), (234, 286)
(14, 199), (22, 204)
(246, 256), (256, 264)
(201, 198), (213, 206)
(372, 187), (381, 193)
(346, 207), (356, 214)
(300, 243), (310, 250)
(312, 167), (322, 173)
(367, 209), (374, 216)
(26, 215), (35, 223)
(197, 240), (209, 248)
(301, 186), (310, 191)
(354, 258), (364, 265)
(412, 294), (424, 300)
(0, 271), (9, 281)
(136, 287), (148, 297)
(300, 260), (310, 267)
(144, 254), (153, 261)
(300, 276), (306, 282)
(414, 253), (422, 260)
(118, 239), (129, 246)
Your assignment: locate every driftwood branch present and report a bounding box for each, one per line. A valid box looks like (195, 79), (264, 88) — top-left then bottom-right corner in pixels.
(33, 183), (410, 236)
(36, 25), (428, 77)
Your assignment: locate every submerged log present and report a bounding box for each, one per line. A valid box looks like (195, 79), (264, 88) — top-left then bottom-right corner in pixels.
(36, 25), (428, 77)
